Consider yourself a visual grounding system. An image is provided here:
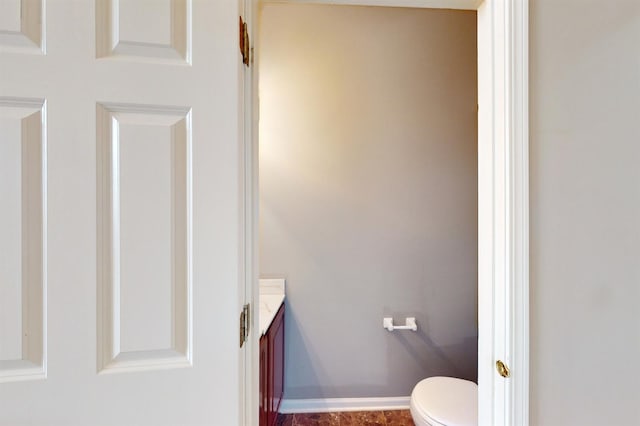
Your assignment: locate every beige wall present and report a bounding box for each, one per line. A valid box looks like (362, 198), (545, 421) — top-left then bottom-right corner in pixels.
(530, 0), (640, 424)
(259, 4), (477, 398)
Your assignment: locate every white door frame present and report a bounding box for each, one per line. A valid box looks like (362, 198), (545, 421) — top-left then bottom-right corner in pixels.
(243, 0), (529, 425)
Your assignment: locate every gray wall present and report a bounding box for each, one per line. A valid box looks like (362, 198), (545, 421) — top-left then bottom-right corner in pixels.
(259, 5), (477, 399)
(530, 0), (640, 424)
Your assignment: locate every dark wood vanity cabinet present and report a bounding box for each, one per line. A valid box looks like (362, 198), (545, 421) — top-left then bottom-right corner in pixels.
(259, 304), (284, 426)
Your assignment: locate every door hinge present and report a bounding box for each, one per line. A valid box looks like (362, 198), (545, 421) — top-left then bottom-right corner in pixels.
(239, 16), (250, 66)
(239, 303), (250, 348)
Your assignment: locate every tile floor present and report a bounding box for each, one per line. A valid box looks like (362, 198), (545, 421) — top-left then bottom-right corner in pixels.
(275, 410), (415, 426)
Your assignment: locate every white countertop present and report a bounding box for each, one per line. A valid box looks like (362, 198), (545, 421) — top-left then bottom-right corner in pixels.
(259, 279), (285, 336)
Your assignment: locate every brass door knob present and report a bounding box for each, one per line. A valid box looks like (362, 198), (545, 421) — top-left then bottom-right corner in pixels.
(496, 360), (510, 378)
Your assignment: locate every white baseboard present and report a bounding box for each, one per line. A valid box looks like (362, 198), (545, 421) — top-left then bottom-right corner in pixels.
(279, 396), (411, 414)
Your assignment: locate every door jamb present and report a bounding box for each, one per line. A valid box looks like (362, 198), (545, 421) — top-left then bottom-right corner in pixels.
(243, 1), (529, 425)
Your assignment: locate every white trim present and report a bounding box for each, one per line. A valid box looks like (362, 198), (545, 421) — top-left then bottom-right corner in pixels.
(279, 397), (411, 414)
(247, 1), (529, 425)
(511, 0), (529, 423)
(261, 0), (481, 10)
(476, 1), (529, 425)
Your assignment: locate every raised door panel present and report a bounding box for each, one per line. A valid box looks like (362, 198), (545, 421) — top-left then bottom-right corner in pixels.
(96, 0), (191, 63)
(96, 103), (191, 373)
(0, 0), (44, 54)
(0, 97), (46, 382)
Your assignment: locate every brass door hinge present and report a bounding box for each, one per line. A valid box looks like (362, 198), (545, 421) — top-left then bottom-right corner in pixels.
(239, 16), (250, 66)
(239, 303), (250, 347)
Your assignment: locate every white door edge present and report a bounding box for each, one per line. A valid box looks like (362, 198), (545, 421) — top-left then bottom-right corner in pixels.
(243, 1), (261, 426)
(244, 1), (530, 425)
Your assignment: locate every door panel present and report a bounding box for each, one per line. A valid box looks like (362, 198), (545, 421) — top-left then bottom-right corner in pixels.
(96, 0), (190, 63)
(0, 98), (46, 381)
(96, 103), (192, 374)
(0, 0), (44, 54)
(0, 1), (242, 424)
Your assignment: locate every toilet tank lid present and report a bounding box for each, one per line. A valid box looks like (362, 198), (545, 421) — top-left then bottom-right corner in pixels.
(412, 377), (478, 426)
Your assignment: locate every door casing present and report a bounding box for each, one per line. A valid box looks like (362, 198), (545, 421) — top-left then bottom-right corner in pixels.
(244, 1), (529, 425)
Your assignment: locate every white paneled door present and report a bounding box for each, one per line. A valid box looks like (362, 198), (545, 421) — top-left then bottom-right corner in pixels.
(0, 0), (245, 424)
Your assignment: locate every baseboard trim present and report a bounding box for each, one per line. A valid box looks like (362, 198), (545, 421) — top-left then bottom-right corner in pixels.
(279, 396), (411, 414)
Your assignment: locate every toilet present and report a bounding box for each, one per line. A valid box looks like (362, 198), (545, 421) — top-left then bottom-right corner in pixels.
(410, 376), (478, 426)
